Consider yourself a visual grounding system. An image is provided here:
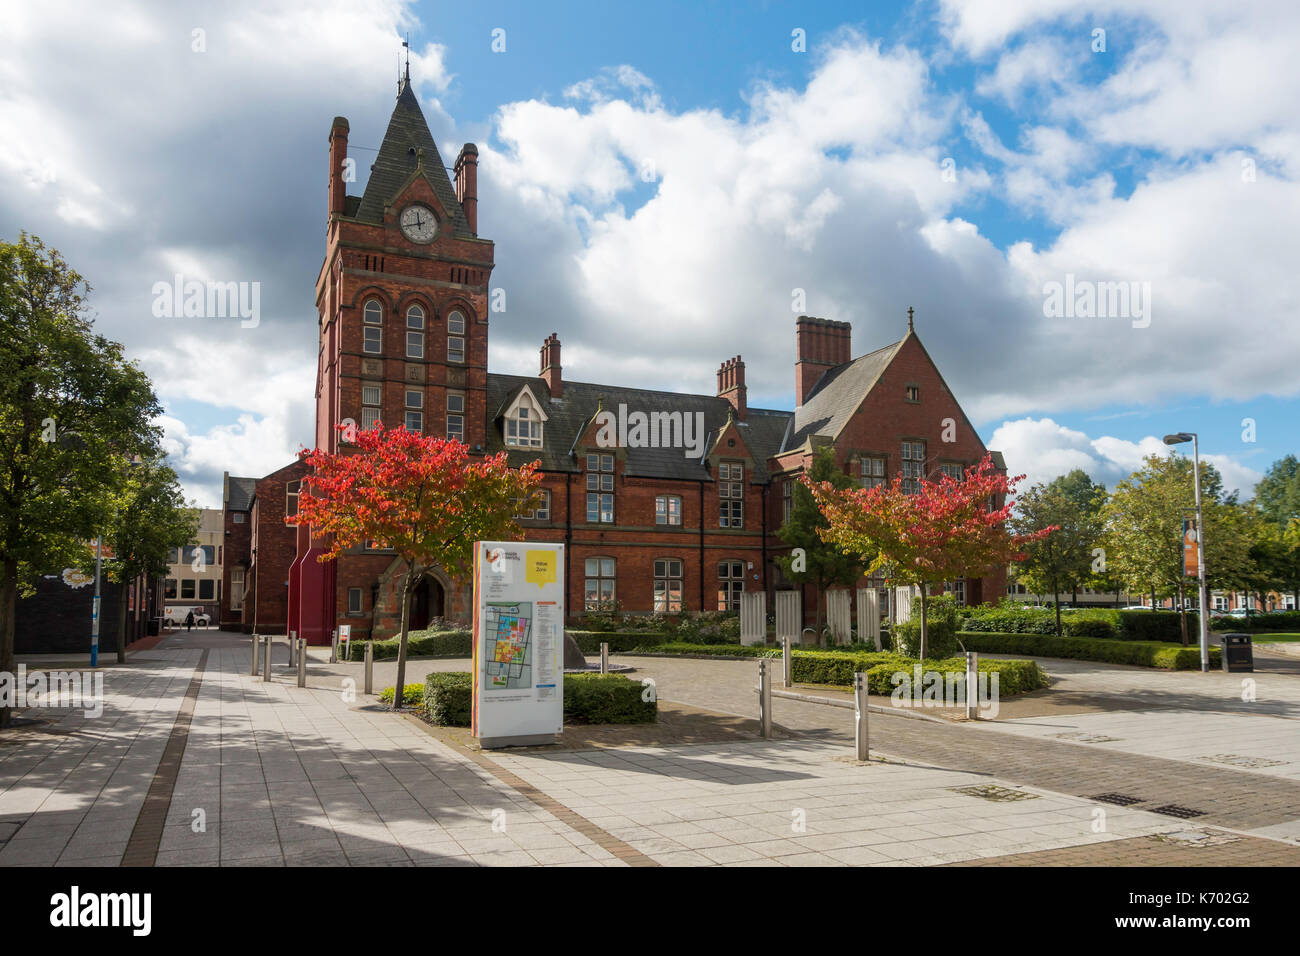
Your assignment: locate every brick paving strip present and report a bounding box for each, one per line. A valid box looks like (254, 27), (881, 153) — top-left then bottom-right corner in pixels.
(120, 649), (209, 867)
(401, 714), (660, 867)
(946, 832), (1300, 866)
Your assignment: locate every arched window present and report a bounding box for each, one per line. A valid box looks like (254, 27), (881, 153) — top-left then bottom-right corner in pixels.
(584, 557), (616, 611)
(363, 299), (383, 324)
(406, 304), (425, 358)
(447, 310), (465, 364)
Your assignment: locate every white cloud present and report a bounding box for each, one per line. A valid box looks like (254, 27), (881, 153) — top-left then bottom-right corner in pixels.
(988, 417), (1263, 498)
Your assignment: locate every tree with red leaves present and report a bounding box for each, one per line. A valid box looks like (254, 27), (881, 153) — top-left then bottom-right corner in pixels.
(803, 453), (1052, 658)
(293, 424), (543, 708)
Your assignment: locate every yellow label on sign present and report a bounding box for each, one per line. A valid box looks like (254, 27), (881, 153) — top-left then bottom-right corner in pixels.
(524, 550), (558, 588)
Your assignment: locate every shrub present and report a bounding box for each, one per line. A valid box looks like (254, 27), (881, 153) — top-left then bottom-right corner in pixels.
(674, 611), (742, 644)
(1117, 611), (1198, 643)
(892, 594), (961, 658)
(1211, 610), (1300, 632)
(1061, 617), (1117, 639)
(788, 650), (1048, 697)
(565, 630), (672, 654)
(631, 642), (780, 658)
(379, 684), (424, 707)
(420, 671), (658, 727)
(346, 628), (472, 661)
(957, 631), (1220, 670)
(564, 674), (657, 724)
(424, 672), (473, 726)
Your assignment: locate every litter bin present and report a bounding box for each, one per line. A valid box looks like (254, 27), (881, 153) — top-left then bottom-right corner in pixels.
(1220, 633), (1253, 673)
(148, 616), (162, 637)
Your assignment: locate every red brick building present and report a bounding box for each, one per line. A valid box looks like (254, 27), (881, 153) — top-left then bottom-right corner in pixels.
(255, 76), (1006, 643)
(220, 463), (308, 634)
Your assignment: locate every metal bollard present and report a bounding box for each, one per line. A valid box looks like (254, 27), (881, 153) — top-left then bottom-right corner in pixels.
(782, 635), (792, 688)
(329, 627), (338, 664)
(966, 651), (979, 720)
(296, 638), (307, 688)
(600, 642), (609, 675)
(288, 630), (297, 667)
(250, 633), (260, 676)
(758, 659), (772, 739)
(853, 671), (869, 761)
(364, 640), (374, 696)
(262, 634), (272, 681)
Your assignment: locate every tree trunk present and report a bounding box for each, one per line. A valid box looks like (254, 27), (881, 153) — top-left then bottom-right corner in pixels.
(0, 558), (17, 729)
(117, 577), (130, 664)
(1053, 575), (1062, 636)
(919, 583), (929, 661)
(814, 580), (825, 646)
(1177, 581), (1188, 645)
(1072, 585), (1078, 607)
(392, 571), (414, 711)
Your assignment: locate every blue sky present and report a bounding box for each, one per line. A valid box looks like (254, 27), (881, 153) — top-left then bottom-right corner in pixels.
(2, 0), (1297, 506)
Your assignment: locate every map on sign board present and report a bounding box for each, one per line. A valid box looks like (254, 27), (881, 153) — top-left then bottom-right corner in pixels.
(483, 601), (532, 689)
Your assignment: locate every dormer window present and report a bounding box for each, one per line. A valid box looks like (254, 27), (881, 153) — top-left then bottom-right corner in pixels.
(504, 387), (546, 448)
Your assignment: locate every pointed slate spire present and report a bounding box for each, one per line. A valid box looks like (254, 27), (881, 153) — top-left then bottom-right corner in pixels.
(355, 77), (471, 235)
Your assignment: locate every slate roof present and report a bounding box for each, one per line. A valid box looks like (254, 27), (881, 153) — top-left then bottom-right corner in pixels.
(780, 339), (903, 452)
(225, 476), (258, 512)
(484, 373), (792, 484)
(353, 79), (472, 237)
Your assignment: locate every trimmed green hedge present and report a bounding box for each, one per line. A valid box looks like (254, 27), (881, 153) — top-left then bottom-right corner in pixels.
(424, 672), (473, 726)
(1211, 611), (1300, 632)
(959, 606), (1204, 643)
(347, 628), (472, 661)
(565, 630), (674, 654)
(631, 642), (780, 657)
(957, 631), (1220, 670)
(789, 651), (1047, 697)
(564, 674), (657, 724)
(420, 671), (657, 727)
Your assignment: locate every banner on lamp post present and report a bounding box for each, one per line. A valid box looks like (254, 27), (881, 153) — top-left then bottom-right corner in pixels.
(1183, 517), (1200, 577)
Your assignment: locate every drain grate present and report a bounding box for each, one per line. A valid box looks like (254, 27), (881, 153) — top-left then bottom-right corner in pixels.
(1091, 792), (1145, 807)
(1199, 754), (1289, 769)
(1052, 731), (1121, 743)
(1150, 804), (1206, 819)
(949, 784), (1039, 802)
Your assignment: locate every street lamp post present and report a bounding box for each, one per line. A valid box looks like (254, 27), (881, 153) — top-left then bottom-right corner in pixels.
(1164, 432), (1209, 673)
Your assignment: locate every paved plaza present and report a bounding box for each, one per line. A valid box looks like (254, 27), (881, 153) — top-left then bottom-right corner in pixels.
(2, 629), (1299, 866)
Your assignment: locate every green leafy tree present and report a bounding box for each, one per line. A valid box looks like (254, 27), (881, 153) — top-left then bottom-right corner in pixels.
(774, 445), (864, 636)
(101, 458), (198, 662)
(1011, 470), (1107, 635)
(1103, 454), (1254, 640)
(0, 234), (161, 727)
(1253, 455), (1300, 531)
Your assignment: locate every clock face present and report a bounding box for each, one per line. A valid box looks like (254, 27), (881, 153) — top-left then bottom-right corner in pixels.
(400, 204), (437, 243)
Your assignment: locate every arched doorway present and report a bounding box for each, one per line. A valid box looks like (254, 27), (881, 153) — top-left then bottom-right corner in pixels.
(408, 577), (445, 630)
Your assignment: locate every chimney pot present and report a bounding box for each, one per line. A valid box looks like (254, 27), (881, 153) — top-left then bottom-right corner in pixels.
(455, 143), (480, 235)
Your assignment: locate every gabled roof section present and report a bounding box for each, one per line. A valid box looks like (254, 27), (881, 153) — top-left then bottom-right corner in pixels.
(354, 79), (472, 236)
(781, 339), (903, 452)
(484, 373), (792, 482)
(225, 476), (258, 511)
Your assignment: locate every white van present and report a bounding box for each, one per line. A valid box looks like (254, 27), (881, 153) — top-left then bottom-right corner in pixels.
(165, 606), (211, 627)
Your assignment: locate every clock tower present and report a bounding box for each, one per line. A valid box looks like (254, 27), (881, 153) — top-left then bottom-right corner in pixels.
(288, 73), (495, 644)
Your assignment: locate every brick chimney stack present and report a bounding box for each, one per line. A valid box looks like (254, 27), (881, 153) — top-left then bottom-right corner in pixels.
(795, 316), (852, 406)
(328, 116), (349, 218)
(454, 143), (479, 235)
(540, 332), (562, 398)
(716, 355), (747, 421)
